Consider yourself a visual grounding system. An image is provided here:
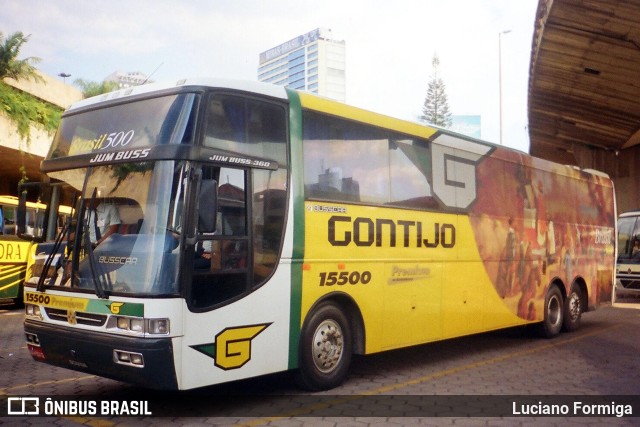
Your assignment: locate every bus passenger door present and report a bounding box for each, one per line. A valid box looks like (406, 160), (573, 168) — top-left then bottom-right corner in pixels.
(190, 167), (250, 309)
(180, 166), (253, 388)
(181, 165), (288, 389)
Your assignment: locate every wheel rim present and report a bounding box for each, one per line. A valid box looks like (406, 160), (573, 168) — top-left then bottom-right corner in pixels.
(547, 293), (562, 328)
(567, 292), (581, 321)
(311, 319), (344, 373)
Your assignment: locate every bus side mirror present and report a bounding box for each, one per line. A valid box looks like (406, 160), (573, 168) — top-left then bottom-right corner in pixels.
(197, 180), (218, 234)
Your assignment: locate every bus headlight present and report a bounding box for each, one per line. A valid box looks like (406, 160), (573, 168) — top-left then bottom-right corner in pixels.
(110, 316), (170, 335)
(25, 304), (42, 319)
(148, 318), (170, 335)
(131, 319), (145, 333)
(114, 349), (145, 367)
(115, 317), (145, 333)
(116, 317), (129, 330)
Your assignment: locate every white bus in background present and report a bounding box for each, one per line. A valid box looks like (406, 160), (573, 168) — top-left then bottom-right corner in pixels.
(616, 211), (640, 293)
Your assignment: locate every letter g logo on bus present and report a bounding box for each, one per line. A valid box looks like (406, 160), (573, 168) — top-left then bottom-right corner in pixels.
(430, 135), (493, 210)
(108, 302), (125, 314)
(190, 323), (271, 371)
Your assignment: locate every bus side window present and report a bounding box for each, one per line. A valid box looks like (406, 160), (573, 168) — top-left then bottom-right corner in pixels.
(631, 218), (640, 262)
(204, 94), (287, 166)
(3, 207), (17, 235)
(617, 216), (637, 261)
(204, 96), (246, 153)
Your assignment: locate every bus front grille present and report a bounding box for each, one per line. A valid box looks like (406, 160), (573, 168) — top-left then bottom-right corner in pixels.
(45, 308), (108, 327)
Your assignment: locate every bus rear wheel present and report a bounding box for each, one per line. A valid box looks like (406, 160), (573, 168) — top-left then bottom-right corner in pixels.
(562, 286), (583, 332)
(540, 285), (564, 338)
(296, 303), (352, 391)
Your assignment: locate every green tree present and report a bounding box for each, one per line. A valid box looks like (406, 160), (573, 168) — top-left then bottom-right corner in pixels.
(74, 78), (119, 98)
(420, 53), (452, 128)
(0, 30), (59, 150)
(0, 31), (43, 82)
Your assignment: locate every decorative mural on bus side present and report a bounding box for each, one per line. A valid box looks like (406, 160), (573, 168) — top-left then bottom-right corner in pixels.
(469, 148), (615, 321)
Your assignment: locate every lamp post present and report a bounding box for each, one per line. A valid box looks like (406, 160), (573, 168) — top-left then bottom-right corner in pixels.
(58, 72), (71, 83)
(498, 30), (511, 145)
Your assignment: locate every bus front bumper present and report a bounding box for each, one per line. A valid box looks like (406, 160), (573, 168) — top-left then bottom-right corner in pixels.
(24, 319), (179, 390)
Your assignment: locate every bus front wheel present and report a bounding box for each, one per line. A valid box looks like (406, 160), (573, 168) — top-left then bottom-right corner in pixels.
(296, 303), (352, 391)
(541, 285), (564, 338)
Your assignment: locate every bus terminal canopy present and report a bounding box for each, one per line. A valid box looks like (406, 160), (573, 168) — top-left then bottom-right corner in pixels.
(528, 0), (640, 165)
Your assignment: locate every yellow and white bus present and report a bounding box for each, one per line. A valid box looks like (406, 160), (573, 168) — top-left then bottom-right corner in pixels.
(21, 78), (616, 390)
(0, 195), (71, 303)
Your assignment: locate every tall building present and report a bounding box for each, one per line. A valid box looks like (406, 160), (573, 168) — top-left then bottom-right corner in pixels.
(258, 28), (346, 102)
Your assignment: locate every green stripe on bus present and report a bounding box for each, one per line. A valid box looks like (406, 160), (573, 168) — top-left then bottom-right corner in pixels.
(286, 88), (304, 369)
(0, 267), (25, 299)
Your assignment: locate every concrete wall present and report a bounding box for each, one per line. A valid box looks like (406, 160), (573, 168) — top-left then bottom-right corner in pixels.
(4, 71), (83, 110)
(0, 72), (83, 195)
(571, 143), (640, 215)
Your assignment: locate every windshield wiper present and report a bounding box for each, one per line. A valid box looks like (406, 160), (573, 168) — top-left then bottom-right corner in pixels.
(35, 212), (71, 293)
(83, 187), (108, 299)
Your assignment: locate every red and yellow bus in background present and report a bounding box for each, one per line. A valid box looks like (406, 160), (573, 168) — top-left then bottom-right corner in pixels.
(21, 79), (615, 391)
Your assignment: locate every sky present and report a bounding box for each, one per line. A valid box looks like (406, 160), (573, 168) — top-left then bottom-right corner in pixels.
(2, 0), (539, 152)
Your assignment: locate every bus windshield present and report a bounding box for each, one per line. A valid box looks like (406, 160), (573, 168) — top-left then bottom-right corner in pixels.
(48, 93), (196, 161)
(31, 160), (187, 296)
(29, 89), (291, 300)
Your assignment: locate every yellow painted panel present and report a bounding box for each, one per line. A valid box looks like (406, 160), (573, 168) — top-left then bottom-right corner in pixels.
(0, 240), (31, 263)
(298, 92), (439, 140)
(301, 201), (523, 353)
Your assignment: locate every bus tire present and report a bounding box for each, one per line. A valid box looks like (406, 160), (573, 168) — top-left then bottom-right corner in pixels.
(296, 303), (352, 391)
(540, 285), (564, 338)
(562, 285), (583, 332)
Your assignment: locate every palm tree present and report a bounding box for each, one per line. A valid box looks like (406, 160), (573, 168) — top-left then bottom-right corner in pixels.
(73, 79), (119, 98)
(0, 31), (43, 82)
(0, 31), (54, 151)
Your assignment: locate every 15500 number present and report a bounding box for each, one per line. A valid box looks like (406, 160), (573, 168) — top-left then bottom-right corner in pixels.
(25, 292), (51, 305)
(319, 271), (371, 286)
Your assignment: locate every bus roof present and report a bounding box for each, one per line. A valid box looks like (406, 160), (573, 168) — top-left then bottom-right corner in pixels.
(66, 77), (475, 147)
(62, 77), (610, 183)
(66, 78), (289, 112)
(64, 77), (531, 155)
